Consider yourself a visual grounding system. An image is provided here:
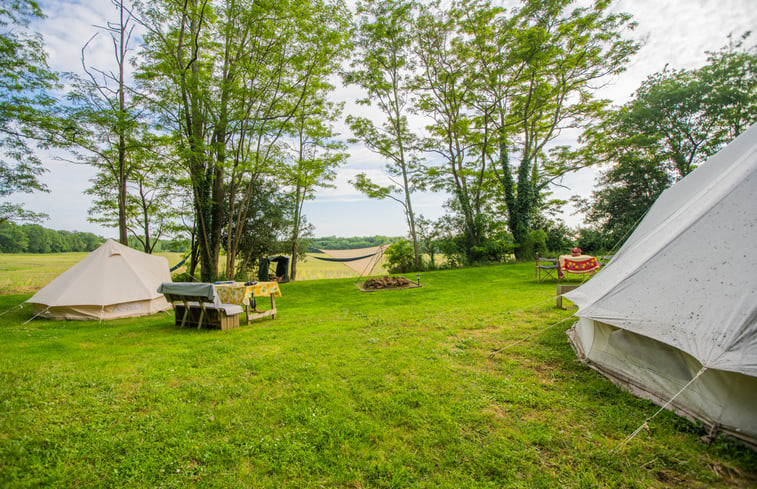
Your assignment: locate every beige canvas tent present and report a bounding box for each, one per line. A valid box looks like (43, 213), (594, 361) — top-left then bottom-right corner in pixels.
(565, 123), (757, 447)
(27, 239), (172, 320)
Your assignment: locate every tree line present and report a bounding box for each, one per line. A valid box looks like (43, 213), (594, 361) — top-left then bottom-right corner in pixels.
(0, 222), (103, 254)
(308, 236), (395, 251)
(1, 0), (754, 279)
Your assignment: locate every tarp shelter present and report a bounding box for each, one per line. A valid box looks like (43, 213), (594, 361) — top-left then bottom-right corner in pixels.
(313, 244), (390, 277)
(27, 239), (172, 320)
(565, 123), (757, 447)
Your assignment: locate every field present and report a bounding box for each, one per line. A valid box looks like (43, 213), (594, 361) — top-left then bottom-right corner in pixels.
(0, 260), (755, 488)
(0, 252), (387, 294)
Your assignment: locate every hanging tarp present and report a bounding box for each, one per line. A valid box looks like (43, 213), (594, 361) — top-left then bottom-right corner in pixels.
(313, 244), (390, 277)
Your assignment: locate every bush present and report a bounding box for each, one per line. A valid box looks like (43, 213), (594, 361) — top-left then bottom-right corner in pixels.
(575, 228), (612, 255)
(518, 229), (548, 260)
(171, 271), (196, 283)
(384, 239), (415, 274)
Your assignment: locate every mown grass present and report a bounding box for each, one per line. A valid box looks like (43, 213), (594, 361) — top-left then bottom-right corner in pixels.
(0, 263), (755, 488)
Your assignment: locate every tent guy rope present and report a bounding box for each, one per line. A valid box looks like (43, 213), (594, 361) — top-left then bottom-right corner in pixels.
(0, 303), (24, 317)
(489, 314), (576, 357)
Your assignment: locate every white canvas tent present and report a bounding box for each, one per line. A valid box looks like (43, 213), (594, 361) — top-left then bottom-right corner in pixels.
(565, 123), (757, 447)
(27, 239), (172, 320)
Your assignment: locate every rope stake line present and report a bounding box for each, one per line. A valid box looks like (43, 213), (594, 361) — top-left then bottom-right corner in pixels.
(489, 315), (576, 357)
(611, 366), (708, 454)
(0, 303), (24, 317)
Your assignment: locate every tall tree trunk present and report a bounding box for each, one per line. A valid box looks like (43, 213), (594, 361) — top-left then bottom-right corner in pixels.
(117, 0), (128, 245)
(118, 132), (127, 245)
(290, 183), (303, 281)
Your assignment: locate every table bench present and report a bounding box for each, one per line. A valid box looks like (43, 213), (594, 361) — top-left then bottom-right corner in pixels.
(157, 282), (244, 330)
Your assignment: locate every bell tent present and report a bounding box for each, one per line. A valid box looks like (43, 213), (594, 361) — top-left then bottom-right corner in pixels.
(27, 239), (172, 321)
(565, 123), (757, 446)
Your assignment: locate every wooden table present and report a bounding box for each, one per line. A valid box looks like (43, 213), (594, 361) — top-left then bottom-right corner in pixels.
(214, 281), (281, 324)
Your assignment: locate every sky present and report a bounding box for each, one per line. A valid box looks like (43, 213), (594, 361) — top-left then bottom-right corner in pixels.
(19, 0), (757, 239)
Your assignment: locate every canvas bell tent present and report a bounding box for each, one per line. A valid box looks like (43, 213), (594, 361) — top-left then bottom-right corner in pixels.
(565, 123), (757, 446)
(27, 239), (172, 321)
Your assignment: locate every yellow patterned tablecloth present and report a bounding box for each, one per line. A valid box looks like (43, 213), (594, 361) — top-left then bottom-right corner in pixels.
(214, 282), (282, 306)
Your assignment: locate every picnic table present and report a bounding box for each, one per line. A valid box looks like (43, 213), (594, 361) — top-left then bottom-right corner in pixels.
(214, 281), (281, 324)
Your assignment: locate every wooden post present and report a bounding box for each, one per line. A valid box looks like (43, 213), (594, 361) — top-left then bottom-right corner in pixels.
(556, 284), (580, 309)
(180, 299), (190, 329)
(197, 302), (206, 329)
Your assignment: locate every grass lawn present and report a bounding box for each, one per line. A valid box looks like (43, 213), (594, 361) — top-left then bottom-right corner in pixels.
(0, 263), (755, 488)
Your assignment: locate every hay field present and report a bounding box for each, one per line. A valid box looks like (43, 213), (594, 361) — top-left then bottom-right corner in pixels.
(0, 252), (386, 295)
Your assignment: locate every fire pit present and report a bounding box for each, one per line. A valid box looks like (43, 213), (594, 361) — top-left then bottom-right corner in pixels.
(358, 275), (422, 292)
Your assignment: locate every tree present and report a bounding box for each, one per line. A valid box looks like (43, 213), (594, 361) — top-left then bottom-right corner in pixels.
(66, 0), (143, 244)
(697, 33), (757, 142)
(0, 0), (60, 223)
(230, 179), (289, 279)
(0, 221), (28, 252)
(86, 139), (179, 253)
(137, 0), (349, 281)
(136, 0), (216, 279)
(578, 36), (756, 247)
(284, 99), (346, 280)
(415, 214), (441, 268)
(345, 0), (424, 269)
(577, 152), (671, 246)
(477, 0), (638, 259)
(415, 2), (491, 259)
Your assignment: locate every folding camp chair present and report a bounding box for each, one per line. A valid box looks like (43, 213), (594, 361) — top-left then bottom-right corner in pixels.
(536, 253), (560, 282)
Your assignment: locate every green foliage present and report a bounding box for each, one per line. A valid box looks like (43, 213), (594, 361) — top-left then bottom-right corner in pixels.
(135, 0), (351, 281)
(0, 222), (28, 252)
(0, 0), (61, 223)
(85, 140), (180, 253)
(308, 235), (396, 251)
(577, 35), (756, 248)
(384, 239), (415, 273)
(228, 180), (291, 281)
(517, 229), (547, 261)
(0, 222), (103, 253)
(574, 228), (612, 256)
(1, 265), (755, 487)
(346, 0), (425, 268)
(410, 0), (639, 259)
(538, 220), (573, 253)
